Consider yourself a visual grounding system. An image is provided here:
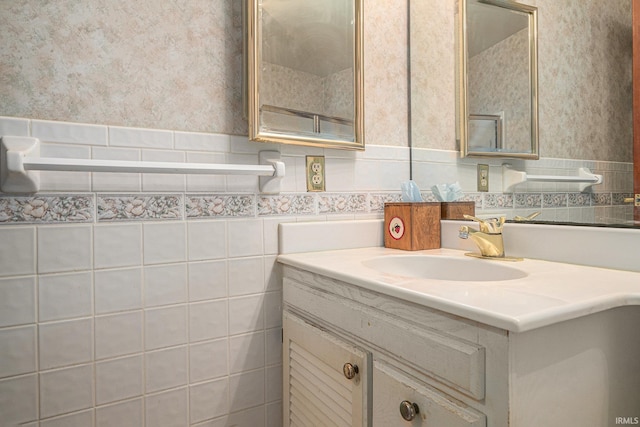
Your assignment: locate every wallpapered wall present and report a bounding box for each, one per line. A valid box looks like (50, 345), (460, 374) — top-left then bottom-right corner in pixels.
(0, 0), (408, 147)
(411, 0), (633, 163)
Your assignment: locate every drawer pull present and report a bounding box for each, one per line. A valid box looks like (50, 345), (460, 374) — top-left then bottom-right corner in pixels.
(343, 362), (359, 380)
(399, 400), (420, 421)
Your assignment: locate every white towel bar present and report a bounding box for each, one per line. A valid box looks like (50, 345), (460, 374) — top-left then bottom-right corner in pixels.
(502, 164), (603, 193)
(0, 136), (285, 193)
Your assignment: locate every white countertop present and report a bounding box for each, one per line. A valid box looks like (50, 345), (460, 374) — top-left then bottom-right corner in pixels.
(278, 247), (640, 333)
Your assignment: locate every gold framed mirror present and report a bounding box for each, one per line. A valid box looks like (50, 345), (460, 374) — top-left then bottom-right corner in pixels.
(247, 0), (365, 150)
(457, 0), (539, 159)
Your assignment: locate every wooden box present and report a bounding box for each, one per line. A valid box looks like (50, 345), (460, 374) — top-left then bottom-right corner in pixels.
(441, 201), (475, 220)
(384, 202), (441, 251)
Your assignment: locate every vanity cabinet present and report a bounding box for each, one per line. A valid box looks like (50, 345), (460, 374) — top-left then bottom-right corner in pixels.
(282, 265), (505, 427)
(281, 260), (640, 426)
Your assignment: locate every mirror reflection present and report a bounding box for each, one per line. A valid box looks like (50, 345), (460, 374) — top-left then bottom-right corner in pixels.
(248, 0), (364, 149)
(411, 0), (634, 227)
(458, 0), (538, 158)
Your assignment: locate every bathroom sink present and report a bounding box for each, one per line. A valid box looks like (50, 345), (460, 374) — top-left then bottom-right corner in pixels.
(362, 255), (528, 282)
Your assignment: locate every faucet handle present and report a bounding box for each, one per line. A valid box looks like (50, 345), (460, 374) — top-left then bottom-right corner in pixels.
(463, 215), (505, 233)
(513, 211), (541, 222)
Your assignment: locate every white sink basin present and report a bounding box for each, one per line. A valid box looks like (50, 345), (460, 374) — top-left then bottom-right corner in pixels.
(362, 255), (528, 282)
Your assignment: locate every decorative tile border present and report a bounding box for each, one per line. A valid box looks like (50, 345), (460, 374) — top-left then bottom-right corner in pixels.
(97, 194), (182, 221)
(568, 193), (591, 207)
(318, 193), (368, 214)
(369, 193), (402, 212)
(186, 195), (255, 218)
(591, 193), (612, 206)
(0, 195), (94, 223)
(0, 191), (632, 224)
(484, 193), (514, 209)
(612, 193), (633, 206)
(515, 193), (542, 209)
(543, 193), (568, 208)
(458, 193), (483, 209)
(257, 194), (315, 216)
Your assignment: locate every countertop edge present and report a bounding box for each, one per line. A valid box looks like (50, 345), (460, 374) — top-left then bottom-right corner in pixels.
(278, 248), (640, 333)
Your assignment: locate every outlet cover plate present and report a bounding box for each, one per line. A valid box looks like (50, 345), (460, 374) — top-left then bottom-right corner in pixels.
(306, 155), (325, 192)
(477, 164), (489, 192)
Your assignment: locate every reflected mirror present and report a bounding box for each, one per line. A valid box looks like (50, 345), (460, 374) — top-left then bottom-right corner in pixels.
(457, 0), (538, 158)
(248, 0), (364, 150)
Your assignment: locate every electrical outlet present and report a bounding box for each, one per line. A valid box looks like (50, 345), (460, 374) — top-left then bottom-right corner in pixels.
(477, 164), (489, 192)
(306, 156), (325, 192)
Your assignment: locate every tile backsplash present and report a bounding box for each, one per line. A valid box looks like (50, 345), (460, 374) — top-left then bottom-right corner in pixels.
(0, 115), (633, 426)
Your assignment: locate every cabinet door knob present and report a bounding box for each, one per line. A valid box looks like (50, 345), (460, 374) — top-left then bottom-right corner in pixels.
(343, 362), (359, 380)
(399, 400), (420, 421)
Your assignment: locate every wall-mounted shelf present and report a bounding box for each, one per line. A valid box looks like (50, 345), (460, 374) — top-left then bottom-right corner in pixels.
(502, 164), (603, 193)
(0, 136), (285, 194)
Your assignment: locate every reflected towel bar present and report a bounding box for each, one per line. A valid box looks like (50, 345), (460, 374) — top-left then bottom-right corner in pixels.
(1, 136), (285, 194)
(502, 164), (603, 193)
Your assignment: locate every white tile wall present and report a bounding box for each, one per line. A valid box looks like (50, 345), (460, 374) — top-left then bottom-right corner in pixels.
(144, 263), (188, 307)
(189, 378), (229, 423)
(32, 119), (108, 146)
(94, 267), (143, 314)
(187, 221), (227, 261)
(38, 272), (92, 321)
(145, 387), (189, 427)
(94, 223), (143, 268)
(109, 126), (173, 149)
(0, 374), (38, 425)
(37, 225), (92, 274)
(228, 257), (264, 296)
(228, 295), (264, 335)
(229, 369), (265, 412)
(0, 325), (37, 378)
(143, 222), (187, 265)
(145, 346), (189, 393)
(95, 311), (144, 359)
(229, 331), (265, 375)
(39, 364), (94, 418)
(38, 318), (93, 369)
(0, 227), (36, 277)
(95, 398), (143, 427)
(189, 300), (227, 343)
(187, 261), (227, 301)
(189, 339), (228, 383)
(2, 115), (632, 426)
(145, 305), (188, 350)
(40, 409), (94, 427)
(228, 219), (264, 257)
(95, 355), (143, 405)
(0, 276), (36, 327)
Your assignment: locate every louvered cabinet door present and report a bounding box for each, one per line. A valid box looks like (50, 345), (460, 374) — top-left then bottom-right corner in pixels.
(283, 311), (369, 427)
